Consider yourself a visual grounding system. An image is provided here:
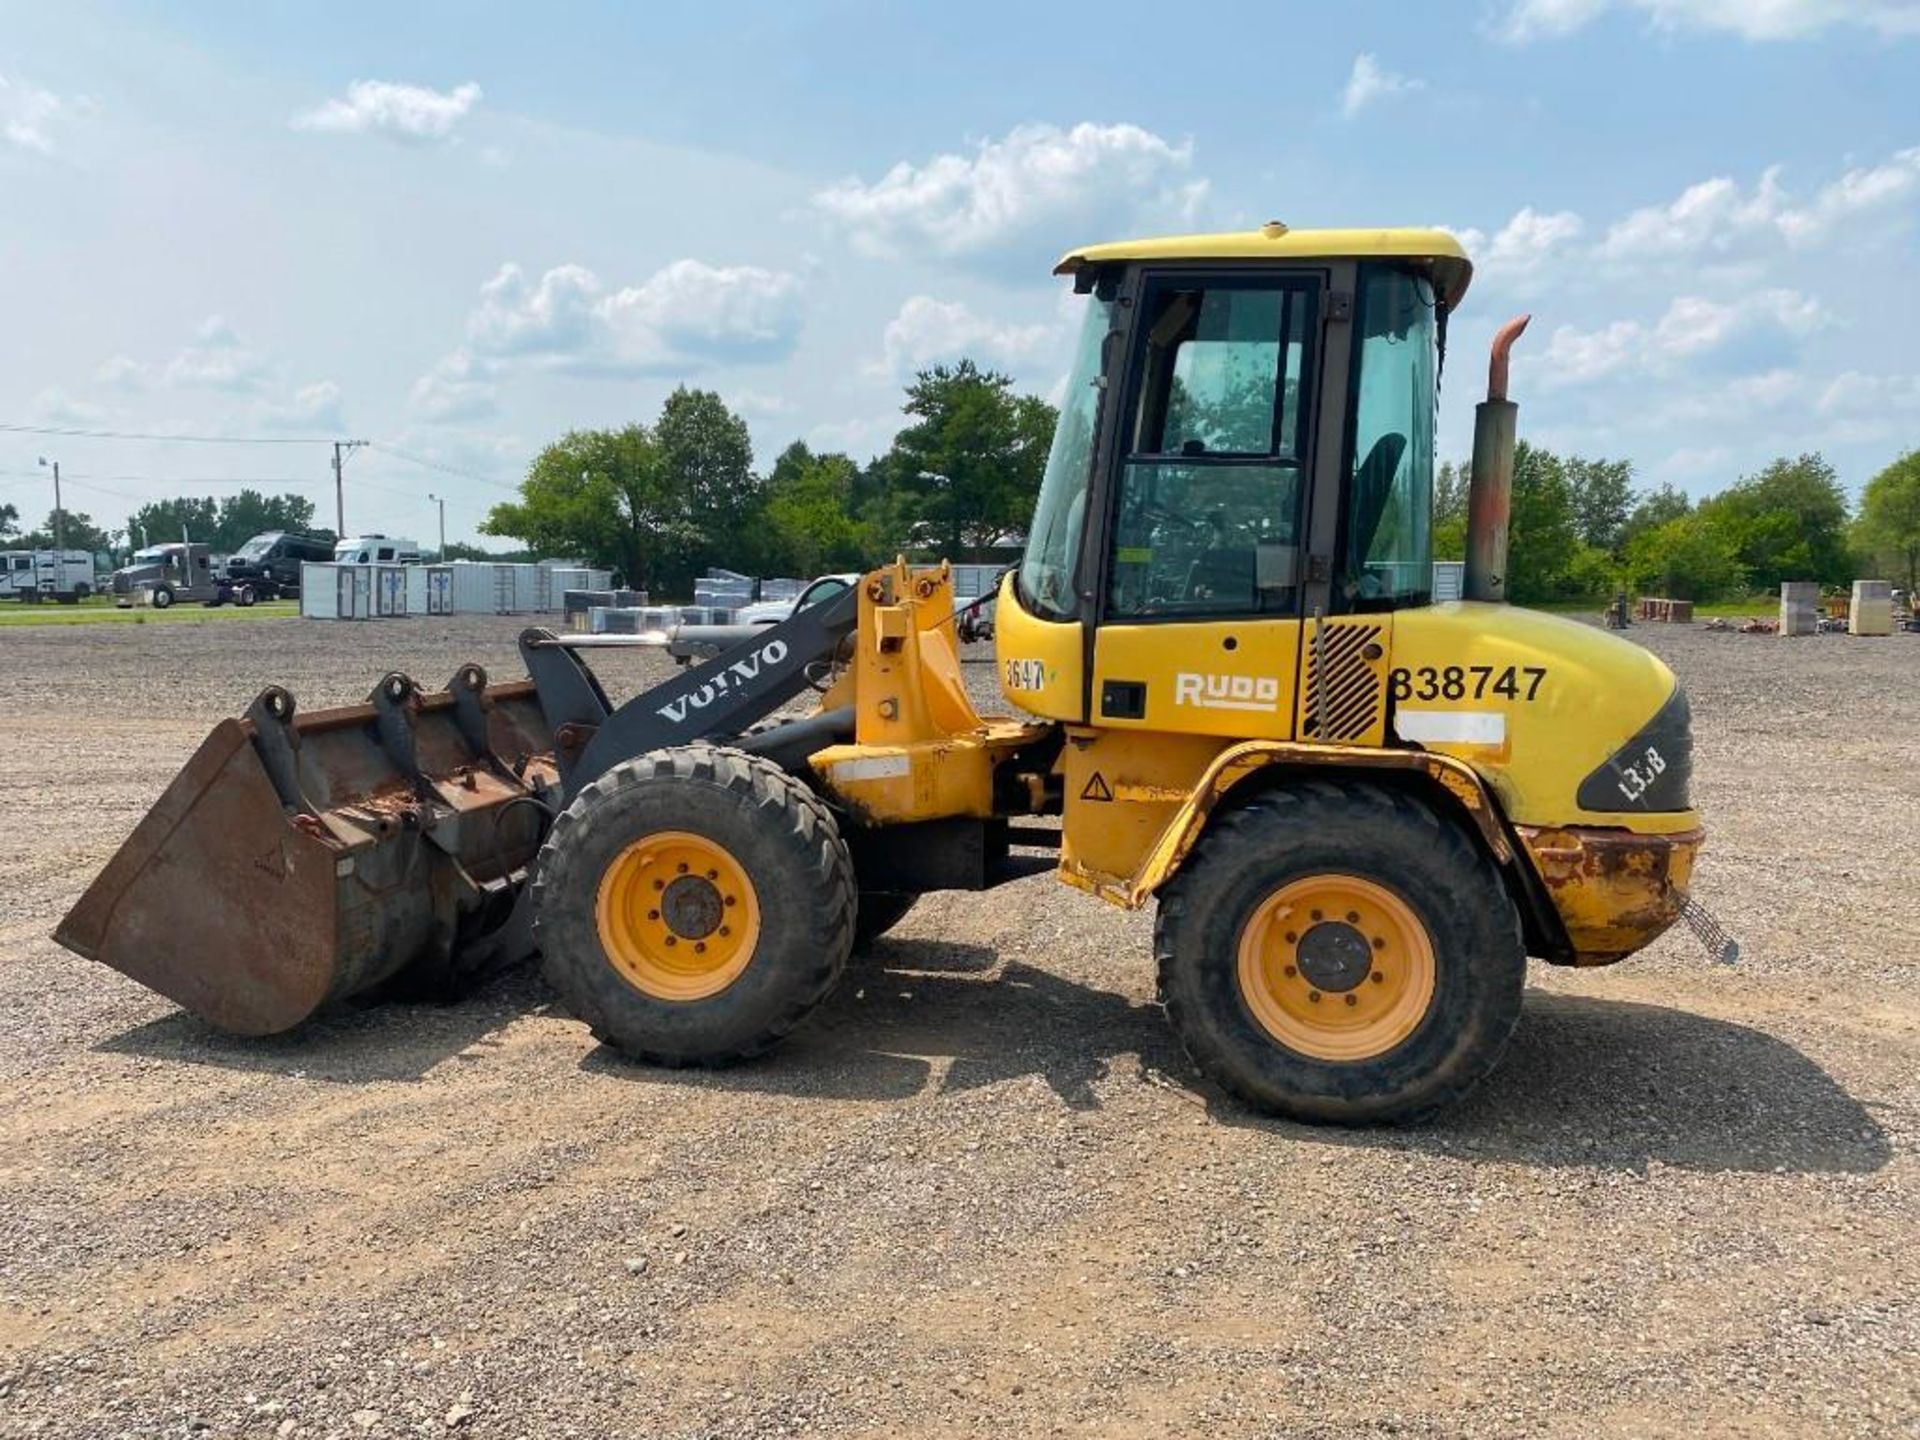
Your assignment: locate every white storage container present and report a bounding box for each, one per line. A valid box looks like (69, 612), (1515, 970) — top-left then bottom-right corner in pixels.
(300, 562), (375, 619)
(511, 564), (552, 613)
(448, 561), (513, 615)
(374, 565), (409, 617)
(1432, 560), (1465, 603)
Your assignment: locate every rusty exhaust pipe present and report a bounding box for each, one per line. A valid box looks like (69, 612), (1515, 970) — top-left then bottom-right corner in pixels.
(1464, 314), (1531, 604)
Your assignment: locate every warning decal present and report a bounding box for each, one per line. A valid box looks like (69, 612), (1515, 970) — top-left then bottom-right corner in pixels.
(1080, 772), (1114, 802)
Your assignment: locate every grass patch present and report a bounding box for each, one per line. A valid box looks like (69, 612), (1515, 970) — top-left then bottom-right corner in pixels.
(0, 596), (301, 627)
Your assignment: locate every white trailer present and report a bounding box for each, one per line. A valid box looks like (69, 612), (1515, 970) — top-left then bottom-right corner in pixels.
(2, 549), (96, 603)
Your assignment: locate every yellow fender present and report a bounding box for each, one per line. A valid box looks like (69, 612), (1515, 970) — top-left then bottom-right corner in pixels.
(1113, 739), (1514, 910)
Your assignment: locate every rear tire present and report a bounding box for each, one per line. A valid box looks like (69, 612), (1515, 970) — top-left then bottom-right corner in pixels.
(533, 745), (856, 1064)
(1155, 780), (1524, 1125)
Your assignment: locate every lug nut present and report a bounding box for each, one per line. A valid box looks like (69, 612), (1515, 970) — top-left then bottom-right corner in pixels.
(1283, 965), (1297, 978)
(652, 879), (664, 892)
(647, 909), (659, 921)
(706, 868), (718, 880)
(724, 895), (736, 907)
(694, 942), (707, 954)
(1285, 931), (1298, 943)
(1346, 911), (1360, 923)
(1311, 909), (1324, 921)
(719, 926), (730, 937)
(1370, 971), (1384, 984)
(1308, 990), (1322, 1003)
(677, 862), (689, 874)
(1372, 936), (1386, 949)
(665, 935), (677, 946)
(1344, 994), (1358, 1007)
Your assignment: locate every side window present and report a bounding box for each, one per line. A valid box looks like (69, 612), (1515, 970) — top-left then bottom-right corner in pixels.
(377, 546), (395, 562)
(1342, 267), (1437, 612)
(1107, 278), (1316, 618)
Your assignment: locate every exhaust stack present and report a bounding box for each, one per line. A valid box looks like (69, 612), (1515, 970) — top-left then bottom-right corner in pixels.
(1464, 314), (1531, 604)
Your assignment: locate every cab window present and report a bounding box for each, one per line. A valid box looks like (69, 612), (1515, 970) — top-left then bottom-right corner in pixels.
(1341, 266), (1437, 611)
(1106, 277), (1317, 618)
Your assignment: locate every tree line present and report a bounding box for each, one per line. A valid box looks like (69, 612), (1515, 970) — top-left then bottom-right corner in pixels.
(479, 361), (1052, 596)
(1434, 446), (1920, 602)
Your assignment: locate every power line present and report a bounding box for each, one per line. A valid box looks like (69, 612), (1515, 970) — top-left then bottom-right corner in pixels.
(0, 421), (330, 444)
(368, 440), (520, 491)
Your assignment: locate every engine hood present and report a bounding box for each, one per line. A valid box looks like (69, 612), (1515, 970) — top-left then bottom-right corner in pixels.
(1387, 602), (1698, 834)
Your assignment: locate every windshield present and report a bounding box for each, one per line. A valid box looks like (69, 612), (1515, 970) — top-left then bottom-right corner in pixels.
(235, 536), (275, 561)
(132, 547), (173, 564)
(1017, 293), (1113, 621)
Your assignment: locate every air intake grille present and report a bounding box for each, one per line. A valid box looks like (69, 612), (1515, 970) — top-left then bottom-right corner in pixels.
(1303, 621), (1385, 743)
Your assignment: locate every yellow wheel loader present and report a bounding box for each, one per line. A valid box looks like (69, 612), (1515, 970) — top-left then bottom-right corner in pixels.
(57, 225), (1723, 1124)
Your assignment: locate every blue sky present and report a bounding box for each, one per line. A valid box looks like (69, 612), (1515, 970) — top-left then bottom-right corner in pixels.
(3, 0), (1918, 548)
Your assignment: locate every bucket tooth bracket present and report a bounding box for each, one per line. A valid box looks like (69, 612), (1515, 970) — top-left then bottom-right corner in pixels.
(370, 672), (430, 799)
(245, 685), (319, 816)
(445, 664), (508, 775)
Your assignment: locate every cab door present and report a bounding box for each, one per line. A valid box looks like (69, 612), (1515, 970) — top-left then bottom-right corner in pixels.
(1089, 270), (1325, 741)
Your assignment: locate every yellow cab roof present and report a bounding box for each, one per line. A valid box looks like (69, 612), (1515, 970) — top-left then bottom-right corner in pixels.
(1054, 224), (1473, 309)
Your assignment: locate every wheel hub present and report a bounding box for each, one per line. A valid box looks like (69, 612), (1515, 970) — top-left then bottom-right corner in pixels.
(661, 874), (724, 940)
(1234, 874), (1438, 1062)
(1294, 921), (1372, 993)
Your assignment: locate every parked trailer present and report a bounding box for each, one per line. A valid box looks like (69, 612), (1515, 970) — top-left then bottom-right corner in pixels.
(2, 549), (96, 603)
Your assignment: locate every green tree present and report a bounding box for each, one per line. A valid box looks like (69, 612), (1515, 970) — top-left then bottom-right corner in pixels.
(1855, 450), (1920, 593)
(129, 496), (221, 549)
(875, 360), (1055, 557)
(1620, 483), (1691, 550)
(656, 387), (762, 578)
(1432, 461), (1468, 561)
(1505, 442), (1581, 604)
(23, 509), (114, 554)
(1565, 456), (1634, 553)
(482, 424), (692, 588)
(214, 489), (319, 551)
(0, 501), (18, 539)
(1699, 453), (1851, 590)
(1625, 514), (1746, 601)
(762, 442), (871, 575)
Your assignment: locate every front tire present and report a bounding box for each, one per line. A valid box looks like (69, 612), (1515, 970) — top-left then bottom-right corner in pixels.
(1155, 780), (1524, 1125)
(149, 584), (175, 609)
(534, 746), (856, 1064)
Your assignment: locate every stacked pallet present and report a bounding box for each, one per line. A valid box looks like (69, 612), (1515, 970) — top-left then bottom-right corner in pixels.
(1850, 579), (1893, 636)
(1779, 581), (1819, 637)
(1635, 597), (1694, 623)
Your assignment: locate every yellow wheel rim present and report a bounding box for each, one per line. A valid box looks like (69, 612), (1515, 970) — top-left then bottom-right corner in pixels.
(1235, 874), (1436, 1062)
(594, 830), (761, 1001)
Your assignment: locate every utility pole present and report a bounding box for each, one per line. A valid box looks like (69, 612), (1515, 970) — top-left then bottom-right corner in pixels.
(427, 492), (446, 559)
(37, 456), (62, 550)
(332, 439), (367, 539)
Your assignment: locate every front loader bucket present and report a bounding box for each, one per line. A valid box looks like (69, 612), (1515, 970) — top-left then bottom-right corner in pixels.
(55, 666), (557, 1036)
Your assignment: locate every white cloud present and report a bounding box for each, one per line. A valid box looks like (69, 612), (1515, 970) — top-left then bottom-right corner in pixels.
(1341, 54), (1424, 118)
(1455, 206), (1586, 288)
(465, 258), (804, 375)
(409, 348), (500, 424)
(292, 80), (482, 143)
(874, 296), (1057, 379)
(728, 390), (796, 416)
(0, 74), (67, 154)
(30, 387), (106, 425)
(162, 314), (274, 393)
(1601, 148), (1920, 262)
(257, 379), (346, 431)
(1493, 0), (1920, 42)
(96, 355), (146, 389)
(1543, 289), (1825, 383)
(812, 122), (1206, 271)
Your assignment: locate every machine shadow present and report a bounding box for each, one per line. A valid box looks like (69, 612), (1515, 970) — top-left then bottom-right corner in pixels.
(580, 942), (1182, 1110)
(96, 965), (552, 1083)
(1215, 989), (1892, 1176)
(593, 946), (1891, 1176)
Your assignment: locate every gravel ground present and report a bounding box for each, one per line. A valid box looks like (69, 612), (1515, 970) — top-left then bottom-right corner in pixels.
(0, 612), (1914, 1439)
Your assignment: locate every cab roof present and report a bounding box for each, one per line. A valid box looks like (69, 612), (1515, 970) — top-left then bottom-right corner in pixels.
(1054, 224), (1473, 309)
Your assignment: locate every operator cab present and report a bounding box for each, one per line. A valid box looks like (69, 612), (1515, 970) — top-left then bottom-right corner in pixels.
(1004, 224), (1470, 738)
